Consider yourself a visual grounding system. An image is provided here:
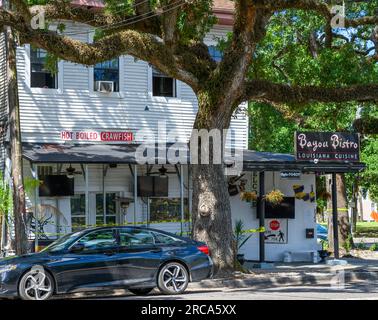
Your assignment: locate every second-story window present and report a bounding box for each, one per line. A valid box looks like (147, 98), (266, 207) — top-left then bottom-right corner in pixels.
(208, 45), (223, 63)
(94, 59), (119, 92)
(30, 47), (57, 89)
(152, 67), (176, 97)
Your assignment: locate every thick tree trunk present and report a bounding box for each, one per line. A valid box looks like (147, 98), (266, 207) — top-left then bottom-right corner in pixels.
(327, 173), (353, 255)
(191, 163), (235, 275)
(190, 100), (236, 276)
(6, 26), (28, 255)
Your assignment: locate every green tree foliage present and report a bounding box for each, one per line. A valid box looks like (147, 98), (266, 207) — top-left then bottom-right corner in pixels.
(249, 6), (378, 202)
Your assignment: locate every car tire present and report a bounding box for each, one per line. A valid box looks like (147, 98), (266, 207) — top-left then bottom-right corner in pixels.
(19, 268), (54, 301)
(128, 288), (154, 295)
(157, 262), (189, 295)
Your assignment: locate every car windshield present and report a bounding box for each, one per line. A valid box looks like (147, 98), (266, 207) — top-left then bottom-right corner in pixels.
(41, 231), (83, 253)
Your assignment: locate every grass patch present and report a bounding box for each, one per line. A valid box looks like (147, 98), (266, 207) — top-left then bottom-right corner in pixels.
(355, 222), (378, 237)
(318, 222), (378, 237)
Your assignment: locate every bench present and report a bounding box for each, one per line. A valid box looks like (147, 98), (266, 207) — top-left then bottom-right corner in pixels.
(283, 250), (320, 263)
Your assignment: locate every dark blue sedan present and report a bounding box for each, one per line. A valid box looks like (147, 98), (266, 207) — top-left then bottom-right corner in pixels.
(0, 226), (213, 300)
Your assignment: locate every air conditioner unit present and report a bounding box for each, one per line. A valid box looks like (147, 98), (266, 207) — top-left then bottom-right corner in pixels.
(95, 81), (114, 93)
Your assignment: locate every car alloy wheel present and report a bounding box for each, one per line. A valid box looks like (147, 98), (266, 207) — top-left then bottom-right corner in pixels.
(158, 262), (189, 295)
(19, 269), (54, 300)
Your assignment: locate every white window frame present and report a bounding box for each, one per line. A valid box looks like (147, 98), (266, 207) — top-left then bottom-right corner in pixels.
(89, 58), (124, 98)
(88, 31), (124, 98)
(70, 193), (87, 230)
(148, 64), (181, 102)
(25, 44), (63, 95)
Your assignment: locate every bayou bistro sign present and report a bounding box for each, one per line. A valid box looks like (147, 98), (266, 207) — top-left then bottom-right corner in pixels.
(295, 132), (360, 162)
(61, 130), (133, 142)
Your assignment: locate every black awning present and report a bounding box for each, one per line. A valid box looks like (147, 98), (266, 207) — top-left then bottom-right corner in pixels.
(22, 143), (189, 164)
(242, 150), (365, 173)
(22, 143), (365, 173)
(23, 143), (138, 164)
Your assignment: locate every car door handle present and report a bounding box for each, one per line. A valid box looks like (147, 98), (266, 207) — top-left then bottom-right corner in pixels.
(150, 248), (162, 253)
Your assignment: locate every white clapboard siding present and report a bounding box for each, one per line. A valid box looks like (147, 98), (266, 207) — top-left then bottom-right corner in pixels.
(16, 23), (248, 149)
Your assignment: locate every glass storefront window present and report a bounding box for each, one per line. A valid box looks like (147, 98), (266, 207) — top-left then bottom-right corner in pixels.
(71, 194), (86, 232)
(96, 193), (117, 226)
(149, 198), (189, 222)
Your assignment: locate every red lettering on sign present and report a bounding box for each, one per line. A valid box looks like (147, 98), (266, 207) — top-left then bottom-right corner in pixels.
(100, 132), (133, 142)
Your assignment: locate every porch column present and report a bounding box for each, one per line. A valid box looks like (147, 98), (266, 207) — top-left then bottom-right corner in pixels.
(258, 171), (265, 262)
(32, 163), (39, 252)
(188, 166), (192, 232)
(332, 172), (340, 259)
(102, 164), (106, 226)
(180, 164), (184, 235)
(134, 164), (137, 225)
(85, 164), (89, 227)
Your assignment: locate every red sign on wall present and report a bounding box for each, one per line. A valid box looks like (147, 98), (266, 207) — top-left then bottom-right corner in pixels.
(100, 132), (133, 142)
(61, 131), (133, 142)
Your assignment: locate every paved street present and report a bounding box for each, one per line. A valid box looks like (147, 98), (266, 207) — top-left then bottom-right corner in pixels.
(75, 281), (378, 300)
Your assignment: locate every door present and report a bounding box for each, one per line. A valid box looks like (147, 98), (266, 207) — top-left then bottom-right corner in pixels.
(116, 228), (163, 286)
(54, 229), (120, 292)
(94, 192), (119, 226)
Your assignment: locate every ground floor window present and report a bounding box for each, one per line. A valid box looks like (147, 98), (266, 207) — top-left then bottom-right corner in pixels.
(149, 198), (189, 222)
(71, 194), (86, 231)
(96, 193), (117, 225)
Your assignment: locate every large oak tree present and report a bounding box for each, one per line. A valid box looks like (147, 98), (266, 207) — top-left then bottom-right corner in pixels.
(1, 0), (377, 273)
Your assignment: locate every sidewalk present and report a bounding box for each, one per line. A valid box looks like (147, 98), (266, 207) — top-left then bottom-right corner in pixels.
(191, 257), (378, 290)
(58, 256), (378, 299)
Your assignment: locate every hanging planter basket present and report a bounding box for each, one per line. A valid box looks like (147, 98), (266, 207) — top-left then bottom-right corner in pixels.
(265, 189), (284, 205)
(240, 191), (258, 202)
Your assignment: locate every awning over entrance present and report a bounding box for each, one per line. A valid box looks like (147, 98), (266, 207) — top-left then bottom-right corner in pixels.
(22, 143), (365, 173)
(242, 150), (365, 173)
(22, 142), (189, 164)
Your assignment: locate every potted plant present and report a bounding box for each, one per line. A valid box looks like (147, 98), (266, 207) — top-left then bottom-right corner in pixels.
(264, 189), (284, 205)
(234, 219), (253, 265)
(240, 191), (258, 202)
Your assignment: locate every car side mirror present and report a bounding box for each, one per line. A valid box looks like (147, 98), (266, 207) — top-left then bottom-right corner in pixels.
(69, 243), (85, 253)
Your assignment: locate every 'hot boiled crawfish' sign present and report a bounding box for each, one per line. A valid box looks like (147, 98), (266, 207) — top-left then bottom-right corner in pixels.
(295, 132), (360, 162)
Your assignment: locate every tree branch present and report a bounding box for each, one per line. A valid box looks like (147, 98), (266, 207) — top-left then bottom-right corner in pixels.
(18, 27), (200, 90)
(244, 79), (378, 104)
(10, 0), (31, 21)
(353, 117), (378, 135)
(29, 2), (161, 35)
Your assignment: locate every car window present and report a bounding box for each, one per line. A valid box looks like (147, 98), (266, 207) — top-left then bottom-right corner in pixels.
(119, 229), (155, 247)
(152, 232), (183, 245)
(77, 229), (117, 251)
(42, 231), (83, 253)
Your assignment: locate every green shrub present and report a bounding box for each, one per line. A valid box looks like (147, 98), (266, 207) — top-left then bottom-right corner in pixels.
(342, 234), (353, 254)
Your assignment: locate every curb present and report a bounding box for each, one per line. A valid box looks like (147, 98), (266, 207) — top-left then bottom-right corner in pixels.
(191, 270), (378, 290)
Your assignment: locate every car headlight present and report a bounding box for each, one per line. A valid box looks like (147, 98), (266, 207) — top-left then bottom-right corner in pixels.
(0, 265), (17, 274)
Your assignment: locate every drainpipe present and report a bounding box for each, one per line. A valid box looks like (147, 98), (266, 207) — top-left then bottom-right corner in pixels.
(180, 164), (184, 235)
(134, 164), (137, 225)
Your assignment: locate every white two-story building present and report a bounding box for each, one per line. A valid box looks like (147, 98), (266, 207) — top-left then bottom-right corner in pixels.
(0, 0), (365, 261)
